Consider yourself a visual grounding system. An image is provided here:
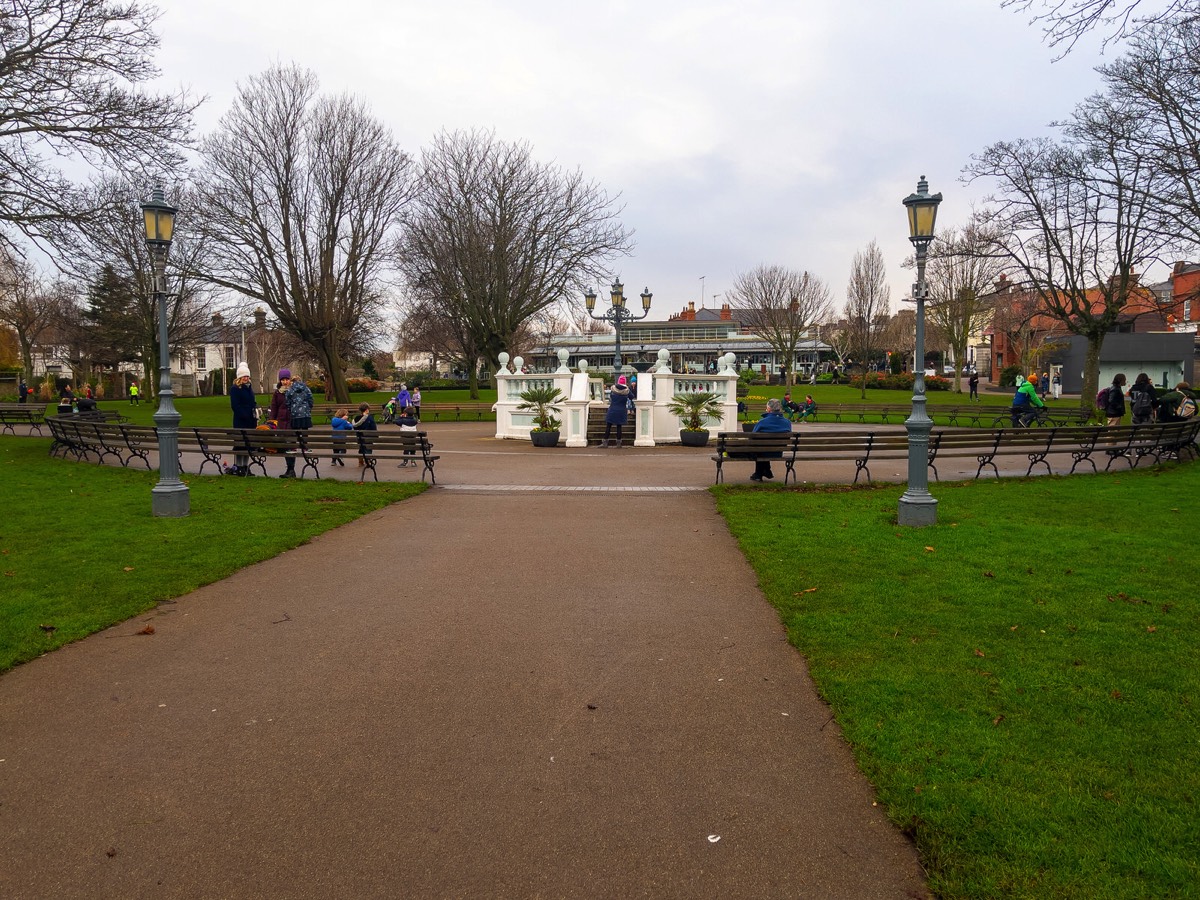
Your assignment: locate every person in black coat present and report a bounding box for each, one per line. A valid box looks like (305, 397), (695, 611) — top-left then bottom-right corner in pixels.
(1103, 373), (1127, 426)
(600, 376), (631, 447)
(229, 363), (258, 475)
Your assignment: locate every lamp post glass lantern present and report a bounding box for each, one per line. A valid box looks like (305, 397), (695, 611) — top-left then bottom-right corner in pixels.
(583, 278), (652, 379)
(141, 185), (189, 517)
(898, 175), (942, 527)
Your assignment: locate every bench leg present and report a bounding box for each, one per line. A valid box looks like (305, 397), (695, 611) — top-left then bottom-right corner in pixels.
(422, 457), (436, 484)
(359, 457), (378, 482)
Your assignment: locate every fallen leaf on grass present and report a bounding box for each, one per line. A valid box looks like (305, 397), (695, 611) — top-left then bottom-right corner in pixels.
(38, 624), (56, 633)
(993, 715), (1005, 726)
(792, 587), (819, 596)
(3, 571), (13, 577)
(974, 648), (986, 657)
(924, 546), (935, 553)
(1010, 625), (1019, 631)
(123, 567), (134, 572)
(136, 624), (155, 635)
(1111, 690), (1122, 700)
(1147, 626), (1157, 633)
(983, 571), (995, 578)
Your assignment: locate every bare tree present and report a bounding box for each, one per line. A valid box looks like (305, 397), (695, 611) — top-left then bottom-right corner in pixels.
(966, 90), (1163, 413)
(728, 265), (833, 387)
(0, 248), (64, 376)
(1097, 20), (1200, 258)
(397, 129), (632, 398)
(919, 218), (1006, 392)
(0, 0), (197, 253)
(985, 276), (1071, 374)
(844, 241), (892, 398)
(196, 65), (412, 403)
(1001, 0), (1198, 54)
(56, 177), (213, 394)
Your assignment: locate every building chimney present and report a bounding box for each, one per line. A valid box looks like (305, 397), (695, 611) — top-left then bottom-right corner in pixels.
(254, 307), (266, 329)
(720, 302), (731, 320)
(212, 312), (224, 327)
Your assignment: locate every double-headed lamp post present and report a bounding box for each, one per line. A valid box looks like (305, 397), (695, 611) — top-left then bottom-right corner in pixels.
(898, 175), (942, 527)
(141, 186), (189, 518)
(584, 279), (652, 378)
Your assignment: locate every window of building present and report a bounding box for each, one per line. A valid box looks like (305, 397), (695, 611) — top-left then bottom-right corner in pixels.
(224, 346), (235, 369)
(196, 347), (206, 370)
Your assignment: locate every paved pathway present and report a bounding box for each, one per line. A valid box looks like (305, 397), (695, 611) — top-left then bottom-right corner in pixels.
(1, 425), (931, 898)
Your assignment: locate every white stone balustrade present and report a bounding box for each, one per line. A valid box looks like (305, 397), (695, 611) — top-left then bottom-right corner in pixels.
(492, 349), (739, 446)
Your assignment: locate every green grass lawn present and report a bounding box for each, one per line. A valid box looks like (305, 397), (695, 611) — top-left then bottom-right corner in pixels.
(714, 465), (1199, 899)
(0, 436), (426, 672)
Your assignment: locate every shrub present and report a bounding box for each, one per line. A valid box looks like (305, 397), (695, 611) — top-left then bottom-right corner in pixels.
(849, 372), (951, 391)
(346, 377), (383, 393)
(999, 365), (1022, 388)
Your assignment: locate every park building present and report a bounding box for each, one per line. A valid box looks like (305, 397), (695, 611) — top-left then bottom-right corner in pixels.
(527, 301), (829, 379)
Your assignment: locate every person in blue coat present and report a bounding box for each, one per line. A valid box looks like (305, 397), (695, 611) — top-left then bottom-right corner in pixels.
(229, 363), (258, 475)
(750, 397), (792, 481)
(600, 375), (631, 447)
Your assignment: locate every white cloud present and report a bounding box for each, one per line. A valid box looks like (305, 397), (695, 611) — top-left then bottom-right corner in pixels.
(154, 0), (1120, 315)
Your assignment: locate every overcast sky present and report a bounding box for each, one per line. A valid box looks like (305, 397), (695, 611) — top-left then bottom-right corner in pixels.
(154, 0), (1115, 319)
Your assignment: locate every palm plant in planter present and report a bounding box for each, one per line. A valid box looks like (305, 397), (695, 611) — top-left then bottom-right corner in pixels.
(517, 385), (565, 447)
(667, 391), (724, 447)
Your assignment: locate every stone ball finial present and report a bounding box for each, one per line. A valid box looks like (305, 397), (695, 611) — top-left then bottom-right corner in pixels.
(578, 359), (589, 373)
(513, 356), (524, 372)
(498, 351), (510, 372)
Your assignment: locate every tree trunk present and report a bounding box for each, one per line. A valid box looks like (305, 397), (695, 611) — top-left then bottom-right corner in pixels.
(314, 338), (350, 403)
(1080, 333), (1105, 417)
(468, 367), (480, 400)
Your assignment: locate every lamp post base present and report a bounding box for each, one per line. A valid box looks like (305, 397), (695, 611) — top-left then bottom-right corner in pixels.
(152, 482), (190, 518)
(897, 492), (937, 527)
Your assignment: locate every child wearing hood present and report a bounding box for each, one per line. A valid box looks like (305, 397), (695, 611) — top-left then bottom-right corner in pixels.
(330, 406), (353, 466)
(600, 375), (631, 447)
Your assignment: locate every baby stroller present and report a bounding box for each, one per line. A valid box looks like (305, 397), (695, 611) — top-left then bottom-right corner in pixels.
(382, 398), (398, 424)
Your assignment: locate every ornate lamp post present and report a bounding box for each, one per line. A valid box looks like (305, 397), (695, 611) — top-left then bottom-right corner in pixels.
(584, 279), (652, 378)
(141, 186), (189, 517)
(898, 175), (942, 527)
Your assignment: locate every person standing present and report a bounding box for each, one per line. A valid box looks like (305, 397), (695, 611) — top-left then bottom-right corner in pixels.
(1051, 371), (1062, 400)
(1102, 373), (1127, 426)
(129, 382), (139, 405)
(330, 407), (353, 466)
(968, 370), (979, 401)
(352, 401), (377, 467)
(394, 382), (411, 412)
(600, 375), (631, 447)
(269, 371), (294, 476)
(1128, 372), (1157, 425)
(280, 369), (314, 477)
(750, 398), (792, 482)
(229, 363), (258, 476)
(1038, 372), (1050, 401)
(410, 385), (422, 422)
(17, 377), (26, 404)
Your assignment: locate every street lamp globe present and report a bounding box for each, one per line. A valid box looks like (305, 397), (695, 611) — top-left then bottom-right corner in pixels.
(903, 175), (942, 247)
(610, 279), (626, 309)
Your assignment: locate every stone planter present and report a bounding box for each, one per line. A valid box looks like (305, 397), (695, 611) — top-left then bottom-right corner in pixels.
(679, 429), (710, 447)
(530, 430), (560, 448)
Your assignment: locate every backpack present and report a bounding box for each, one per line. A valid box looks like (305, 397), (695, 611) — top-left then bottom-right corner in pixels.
(1179, 396), (1197, 419)
(1130, 389), (1153, 417)
(1096, 386), (1111, 409)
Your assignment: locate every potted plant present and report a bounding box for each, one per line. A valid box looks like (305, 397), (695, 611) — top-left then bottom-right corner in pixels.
(667, 391), (724, 447)
(517, 385), (564, 447)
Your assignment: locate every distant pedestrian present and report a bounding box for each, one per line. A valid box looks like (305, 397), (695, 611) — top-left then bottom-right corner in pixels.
(129, 382), (139, 405)
(1039, 372), (1050, 400)
(968, 371), (979, 401)
(1128, 372), (1157, 425)
(353, 401), (377, 468)
(17, 377), (26, 404)
(1101, 373), (1127, 426)
(410, 386), (422, 421)
(229, 363), (257, 476)
(394, 382), (411, 412)
(1051, 372), (1061, 400)
(600, 375), (631, 447)
(395, 405), (419, 467)
(330, 407), (353, 467)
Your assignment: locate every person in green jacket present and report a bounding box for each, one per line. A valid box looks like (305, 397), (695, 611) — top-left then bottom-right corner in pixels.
(1011, 371), (1045, 426)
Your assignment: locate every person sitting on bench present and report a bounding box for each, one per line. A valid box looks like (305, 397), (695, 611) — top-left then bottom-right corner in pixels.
(781, 391), (803, 421)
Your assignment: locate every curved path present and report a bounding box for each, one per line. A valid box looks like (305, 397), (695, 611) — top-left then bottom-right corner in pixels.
(1, 424), (931, 898)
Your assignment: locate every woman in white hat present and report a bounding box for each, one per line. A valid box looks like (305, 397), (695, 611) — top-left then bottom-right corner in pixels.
(229, 362), (257, 475)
